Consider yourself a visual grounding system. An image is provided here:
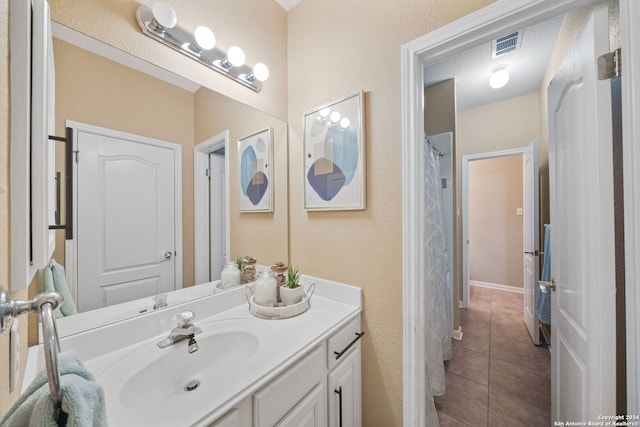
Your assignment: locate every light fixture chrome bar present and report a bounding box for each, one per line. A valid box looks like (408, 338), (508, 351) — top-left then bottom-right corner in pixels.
(136, 5), (264, 92)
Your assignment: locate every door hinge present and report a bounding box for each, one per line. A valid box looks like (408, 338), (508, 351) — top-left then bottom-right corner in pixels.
(74, 150), (79, 163)
(205, 168), (210, 178)
(598, 48), (621, 80)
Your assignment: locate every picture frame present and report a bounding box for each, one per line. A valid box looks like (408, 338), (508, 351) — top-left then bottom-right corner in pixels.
(238, 128), (273, 212)
(303, 91), (366, 210)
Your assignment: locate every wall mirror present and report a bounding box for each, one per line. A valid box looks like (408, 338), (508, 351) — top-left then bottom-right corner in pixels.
(43, 23), (289, 337)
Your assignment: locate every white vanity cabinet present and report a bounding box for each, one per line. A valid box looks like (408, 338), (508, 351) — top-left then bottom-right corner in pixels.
(208, 314), (363, 427)
(327, 317), (363, 427)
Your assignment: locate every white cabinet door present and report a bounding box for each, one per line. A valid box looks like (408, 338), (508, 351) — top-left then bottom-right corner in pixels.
(276, 384), (325, 427)
(208, 398), (251, 427)
(328, 346), (362, 427)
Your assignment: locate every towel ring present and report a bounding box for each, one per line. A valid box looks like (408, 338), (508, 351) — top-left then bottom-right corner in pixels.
(41, 301), (62, 405)
(0, 287), (64, 407)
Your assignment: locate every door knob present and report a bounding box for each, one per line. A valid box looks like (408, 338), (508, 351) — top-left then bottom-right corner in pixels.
(164, 251), (173, 259)
(524, 250), (539, 256)
(539, 278), (556, 292)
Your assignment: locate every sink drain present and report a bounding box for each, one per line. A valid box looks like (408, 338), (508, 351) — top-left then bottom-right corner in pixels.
(184, 380), (201, 392)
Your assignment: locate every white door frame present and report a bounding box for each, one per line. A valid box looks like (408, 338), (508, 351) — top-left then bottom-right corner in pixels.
(65, 121), (183, 303)
(401, 0), (640, 424)
(194, 130), (230, 285)
(461, 147), (527, 309)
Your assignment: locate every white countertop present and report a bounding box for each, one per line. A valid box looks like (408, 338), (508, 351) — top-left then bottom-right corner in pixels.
(25, 275), (362, 426)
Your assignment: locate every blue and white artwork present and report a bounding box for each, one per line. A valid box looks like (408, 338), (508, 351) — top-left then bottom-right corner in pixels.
(304, 92), (365, 210)
(239, 129), (272, 212)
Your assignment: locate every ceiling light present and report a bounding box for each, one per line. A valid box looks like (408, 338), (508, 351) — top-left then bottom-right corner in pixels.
(340, 118), (351, 129)
(330, 111), (341, 123)
(319, 108), (331, 118)
(489, 65), (509, 89)
(149, 2), (177, 34)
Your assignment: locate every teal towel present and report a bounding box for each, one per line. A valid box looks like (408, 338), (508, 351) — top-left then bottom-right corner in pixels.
(0, 352), (107, 427)
(50, 260), (77, 316)
(38, 267), (63, 319)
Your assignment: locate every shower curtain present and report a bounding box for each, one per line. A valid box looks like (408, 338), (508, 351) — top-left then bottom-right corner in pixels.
(424, 140), (453, 424)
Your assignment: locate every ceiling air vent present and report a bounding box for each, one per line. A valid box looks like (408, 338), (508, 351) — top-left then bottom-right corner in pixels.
(492, 31), (522, 58)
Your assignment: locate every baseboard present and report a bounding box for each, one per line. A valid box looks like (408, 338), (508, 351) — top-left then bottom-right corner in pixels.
(470, 280), (524, 294)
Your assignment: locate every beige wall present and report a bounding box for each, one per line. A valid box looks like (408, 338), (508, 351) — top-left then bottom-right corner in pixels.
(287, 1), (494, 424)
(469, 155), (524, 287)
(194, 88), (289, 264)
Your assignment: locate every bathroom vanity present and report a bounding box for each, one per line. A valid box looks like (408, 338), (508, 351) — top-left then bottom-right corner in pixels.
(23, 275), (362, 426)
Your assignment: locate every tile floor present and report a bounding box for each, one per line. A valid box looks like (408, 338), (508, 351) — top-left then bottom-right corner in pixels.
(435, 285), (551, 426)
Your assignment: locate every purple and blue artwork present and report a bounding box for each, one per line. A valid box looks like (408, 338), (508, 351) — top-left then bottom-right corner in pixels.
(307, 125), (358, 201)
(241, 144), (268, 206)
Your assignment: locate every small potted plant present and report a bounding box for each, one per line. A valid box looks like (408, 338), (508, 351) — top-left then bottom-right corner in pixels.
(279, 266), (305, 306)
(271, 261), (288, 287)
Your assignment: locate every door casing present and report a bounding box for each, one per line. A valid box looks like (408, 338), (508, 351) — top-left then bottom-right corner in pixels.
(400, 0), (640, 424)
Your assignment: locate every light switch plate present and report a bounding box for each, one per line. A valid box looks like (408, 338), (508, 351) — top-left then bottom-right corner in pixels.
(10, 318), (20, 393)
(516, 207), (523, 216)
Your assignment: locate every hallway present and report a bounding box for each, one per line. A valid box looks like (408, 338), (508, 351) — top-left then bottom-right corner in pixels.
(435, 285), (551, 426)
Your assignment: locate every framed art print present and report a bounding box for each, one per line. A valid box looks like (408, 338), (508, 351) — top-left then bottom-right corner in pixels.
(303, 91), (365, 210)
(239, 128), (273, 212)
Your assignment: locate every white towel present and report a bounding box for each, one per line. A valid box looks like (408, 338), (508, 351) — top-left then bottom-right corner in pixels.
(0, 352), (107, 427)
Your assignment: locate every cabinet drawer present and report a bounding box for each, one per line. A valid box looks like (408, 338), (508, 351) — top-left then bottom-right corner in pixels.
(254, 345), (325, 426)
(328, 316), (362, 370)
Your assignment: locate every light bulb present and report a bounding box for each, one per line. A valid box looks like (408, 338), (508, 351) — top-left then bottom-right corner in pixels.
(194, 26), (215, 51)
(150, 2), (177, 33)
(319, 108), (331, 118)
(330, 111), (341, 123)
(252, 63), (270, 82)
(489, 66), (509, 89)
(227, 46), (246, 67)
(340, 117), (351, 129)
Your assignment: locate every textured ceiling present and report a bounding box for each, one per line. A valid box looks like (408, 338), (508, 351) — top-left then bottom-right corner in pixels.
(424, 14), (564, 111)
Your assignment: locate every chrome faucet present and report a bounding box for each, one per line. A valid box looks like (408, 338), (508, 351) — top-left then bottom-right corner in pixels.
(157, 310), (202, 353)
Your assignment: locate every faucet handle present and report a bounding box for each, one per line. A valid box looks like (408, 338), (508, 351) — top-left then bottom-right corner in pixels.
(176, 310), (195, 328)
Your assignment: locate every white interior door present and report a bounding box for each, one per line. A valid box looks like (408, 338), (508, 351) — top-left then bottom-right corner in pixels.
(76, 128), (177, 312)
(523, 139), (540, 345)
(209, 153), (226, 281)
(548, 3), (616, 420)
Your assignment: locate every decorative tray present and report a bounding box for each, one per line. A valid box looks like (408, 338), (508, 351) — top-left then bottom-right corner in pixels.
(245, 283), (315, 320)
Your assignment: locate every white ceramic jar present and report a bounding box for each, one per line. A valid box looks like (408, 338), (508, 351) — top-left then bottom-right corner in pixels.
(253, 269), (277, 307)
(220, 262), (242, 290)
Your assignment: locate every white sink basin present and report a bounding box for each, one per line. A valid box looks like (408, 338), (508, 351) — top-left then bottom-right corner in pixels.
(97, 317), (272, 414)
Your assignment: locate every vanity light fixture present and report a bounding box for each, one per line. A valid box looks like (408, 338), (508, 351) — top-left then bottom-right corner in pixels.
(136, 2), (269, 92)
(489, 65), (509, 89)
(188, 26), (215, 54)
